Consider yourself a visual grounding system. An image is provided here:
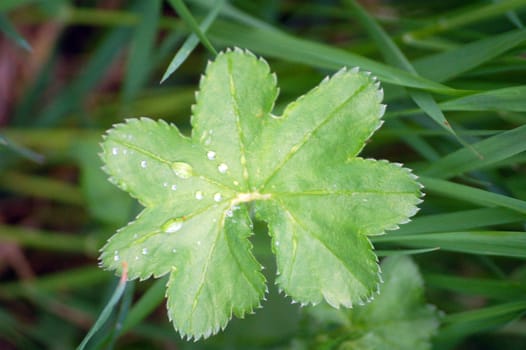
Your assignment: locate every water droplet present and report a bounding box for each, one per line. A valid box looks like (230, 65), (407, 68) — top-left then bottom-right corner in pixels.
(134, 256), (139, 260)
(218, 163), (228, 173)
(163, 182), (168, 187)
(171, 184), (177, 191)
(133, 233), (138, 239)
(122, 149), (128, 155)
(207, 151), (216, 160)
(142, 248), (148, 255)
(111, 147), (118, 155)
(362, 198), (369, 202)
(161, 218), (184, 233)
(233, 180), (239, 186)
(114, 255), (120, 261)
(172, 248), (177, 253)
(197, 240), (202, 246)
(141, 160), (147, 168)
(171, 162), (193, 179)
(214, 193), (222, 202)
(275, 241), (280, 246)
(195, 191), (204, 200)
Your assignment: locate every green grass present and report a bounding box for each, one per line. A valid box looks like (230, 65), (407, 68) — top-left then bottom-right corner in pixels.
(0, 0), (525, 349)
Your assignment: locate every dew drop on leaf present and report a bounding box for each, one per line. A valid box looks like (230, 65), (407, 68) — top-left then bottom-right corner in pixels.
(214, 193), (222, 202)
(111, 147), (118, 155)
(195, 191), (204, 200)
(161, 218), (184, 233)
(140, 160), (147, 168)
(218, 163), (228, 173)
(142, 248), (148, 255)
(171, 162), (193, 179)
(171, 184), (177, 191)
(207, 151), (216, 160)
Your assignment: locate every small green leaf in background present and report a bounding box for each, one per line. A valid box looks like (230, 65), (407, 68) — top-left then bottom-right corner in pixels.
(99, 49), (422, 339)
(307, 255), (440, 350)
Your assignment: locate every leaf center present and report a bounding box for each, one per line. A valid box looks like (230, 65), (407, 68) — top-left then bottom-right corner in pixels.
(232, 192), (272, 205)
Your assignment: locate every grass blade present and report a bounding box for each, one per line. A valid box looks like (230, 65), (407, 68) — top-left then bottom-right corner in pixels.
(77, 263), (128, 350)
(440, 86), (526, 112)
(343, 0), (472, 152)
(421, 176), (526, 214)
(423, 124), (526, 178)
(386, 119), (440, 161)
(374, 231), (526, 258)
(0, 0), (37, 13)
(445, 301), (526, 327)
(425, 274), (526, 300)
(105, 282), (135, 349)
(0, 267), (108, 299)
(0, 14), (31, 51)
(0, 224), (96, 255)
(122, 0), (161, 105)
(209, 20), (460, 94)
(376, 247), (440, 257)
(0, 134), (44, 163)
(161, 0), (223, 83)
(167, 0), (217, 55)
(120, 277), (167, 333)
(38, 27), (131, 126)
(394, 208), (526, 236)
(436, 301), (526, 349)
(414, 29), (526, 82)
(404, 0), (526, 39)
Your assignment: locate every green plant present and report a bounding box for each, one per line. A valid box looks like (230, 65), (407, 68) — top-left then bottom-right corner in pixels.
(99, 49), (422, 339)
(1, 1), (526, 349)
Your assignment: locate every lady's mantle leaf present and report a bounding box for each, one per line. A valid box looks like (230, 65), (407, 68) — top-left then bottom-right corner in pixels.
(99, 48), (422, 340)
(307, 256), (440, 350)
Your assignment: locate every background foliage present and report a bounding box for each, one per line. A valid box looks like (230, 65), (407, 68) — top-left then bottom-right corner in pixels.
(0, 0), (525, 349)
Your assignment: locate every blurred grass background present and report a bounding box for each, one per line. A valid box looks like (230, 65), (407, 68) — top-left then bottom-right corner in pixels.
(0, 0), (525, 349)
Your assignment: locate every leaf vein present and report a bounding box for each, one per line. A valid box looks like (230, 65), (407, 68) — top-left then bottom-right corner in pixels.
(278, 199), (369, 291)
(227, 56), (250, 189)
(259, 81), (370, 191)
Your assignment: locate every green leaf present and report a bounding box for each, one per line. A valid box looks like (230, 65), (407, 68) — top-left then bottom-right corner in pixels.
(308, 256), (440, 350)
(99, 49), (422, 339)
